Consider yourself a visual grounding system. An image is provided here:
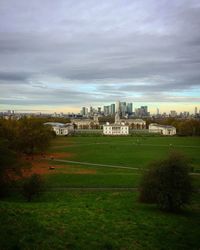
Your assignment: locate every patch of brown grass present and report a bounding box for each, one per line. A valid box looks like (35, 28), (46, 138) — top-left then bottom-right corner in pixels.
(21, 161), (96, 177)
(47, 152), (74, 159)
(12, 150), (96, 178)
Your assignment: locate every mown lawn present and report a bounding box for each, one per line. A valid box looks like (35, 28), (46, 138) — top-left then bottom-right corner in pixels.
(43, 136), (200, 188)
(0, 192), (199, 250)
(49, 136), (200, 169)
(44, 172), (141, 188)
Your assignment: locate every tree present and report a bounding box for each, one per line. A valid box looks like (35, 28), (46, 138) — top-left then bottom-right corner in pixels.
(16, 117), (55, 155)
(147, 117), (200, 136)
(0, 139), (19, 198)
(0, 117), (55, 155)
(22, 174), (44, 202)
(0, 118), (18, 149)
(177, 120), (200, 136)
(0, 118), (53, 198)
(139, 152), (193, 212)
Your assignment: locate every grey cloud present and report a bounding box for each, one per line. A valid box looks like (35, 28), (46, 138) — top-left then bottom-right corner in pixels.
(0, 71), (31, 82)
(0, 0), (200, 108)
(0, 83), (103, 106)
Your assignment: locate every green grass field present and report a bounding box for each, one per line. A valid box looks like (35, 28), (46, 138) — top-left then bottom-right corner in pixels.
(0, 136), (200, 249)
(49, 136), (200, 168)
(0, 192), (199, 250)
(44, 136), (200, 188)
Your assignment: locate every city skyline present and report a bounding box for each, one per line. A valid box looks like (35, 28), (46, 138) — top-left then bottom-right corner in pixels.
(0, 0), (200, 112)
(1, 101), (199, 116)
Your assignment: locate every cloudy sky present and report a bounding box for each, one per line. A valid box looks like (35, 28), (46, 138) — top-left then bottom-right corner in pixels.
(0, 0), (200, 113)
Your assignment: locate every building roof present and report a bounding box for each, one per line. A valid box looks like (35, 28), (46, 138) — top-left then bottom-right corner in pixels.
(149, 123), (175, 129)
(44, 122), (65, 127)
(103, 124), (128, 127)
(120, 118), (145, 123)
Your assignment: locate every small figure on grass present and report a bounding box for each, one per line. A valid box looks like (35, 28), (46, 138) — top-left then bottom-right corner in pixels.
(49, 166), (55, 170)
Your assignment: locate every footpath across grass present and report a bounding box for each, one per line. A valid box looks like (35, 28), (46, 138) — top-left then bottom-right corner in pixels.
(0, 192), (199, 250)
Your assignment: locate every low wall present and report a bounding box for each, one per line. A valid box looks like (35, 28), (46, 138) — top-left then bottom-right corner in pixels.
(74, 129), (149, 135)
(129, 129), (149, 134)
(75, 129), (103, 134)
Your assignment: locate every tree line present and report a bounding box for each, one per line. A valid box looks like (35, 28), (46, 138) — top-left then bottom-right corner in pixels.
(0, 117), (55, 199)
(0, 117), (55, 154)
(146, 118), (200, 136)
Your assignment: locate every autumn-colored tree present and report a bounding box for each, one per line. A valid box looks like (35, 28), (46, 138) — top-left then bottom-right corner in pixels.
(16, 117), (55, 155)
(146, 118), (200, 136)
(0, 118), (18, 148)
(0, 117), (55, 155)
(98, 116), (115, 125)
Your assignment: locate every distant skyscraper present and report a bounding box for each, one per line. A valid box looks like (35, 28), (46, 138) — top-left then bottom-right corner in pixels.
(157, 108), (159, 115)
(116, 101), (120, 113)
(127, 103), (133, 114)
(135, 108), (139, 117)
(141, 106), (148, 114)
(81, 107), (88, 116)
(115, 101), (121, 124)
(140, 106), (148, 116)
(120, 102), (126, 116)
(98, 107), (101, 113)
(89, 106), (93, 114)
(195, 107), (198, 115)
(104, 105), (110, 116)
(110, 104), (115, 115)
(135, 106), (149, 117)
(183, 111), (190, 118)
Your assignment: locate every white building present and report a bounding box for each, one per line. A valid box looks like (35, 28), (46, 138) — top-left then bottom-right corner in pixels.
(71, 115), (99, 129)
(149, 123), (176, 136)
(103, 123), (129, 135)
(44, 122), (74, 136)
(103, 102), (129, 135)
(120, 118), (146, 129)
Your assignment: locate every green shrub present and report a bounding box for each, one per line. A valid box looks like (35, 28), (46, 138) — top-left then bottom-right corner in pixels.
(139, 152), (193, 212)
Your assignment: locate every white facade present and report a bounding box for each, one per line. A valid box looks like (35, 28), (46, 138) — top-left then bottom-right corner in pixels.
(103, 124), (129, 135)
(120, 118), (146, 129)
(44, 122), (74, 136)
(52, 126), (70, 136)
(149, 123), (176, 136)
